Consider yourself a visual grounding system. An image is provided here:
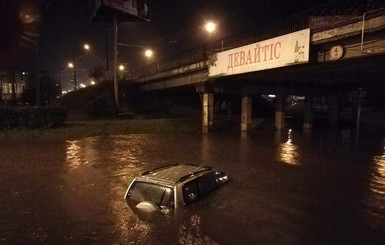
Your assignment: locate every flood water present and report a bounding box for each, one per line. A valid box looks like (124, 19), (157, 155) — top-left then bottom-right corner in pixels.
(0, 128), (384, 244)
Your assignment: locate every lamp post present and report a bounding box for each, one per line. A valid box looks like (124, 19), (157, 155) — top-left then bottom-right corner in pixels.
(203, 20), (223, 52)
(117, 43), (153, 58)
(68, 43), (91, 91)
(113, 40), (153, 108)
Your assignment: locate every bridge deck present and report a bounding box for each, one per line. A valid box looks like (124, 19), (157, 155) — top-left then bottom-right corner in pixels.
(133, 7), (385, 92)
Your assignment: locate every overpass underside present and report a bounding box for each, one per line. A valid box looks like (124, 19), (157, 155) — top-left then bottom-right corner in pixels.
(137, 9), (385, 133)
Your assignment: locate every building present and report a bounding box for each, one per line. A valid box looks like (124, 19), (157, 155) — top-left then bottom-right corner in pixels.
(0, 70), (27, 105)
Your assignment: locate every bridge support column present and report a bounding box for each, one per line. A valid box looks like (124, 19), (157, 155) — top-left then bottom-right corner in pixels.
(275, 95), (285, 130)
(202, 92), (214, 134)
(352, 89), (362, 130)
(328, 96), (339, 128)
(241, 95), (252, 131)
(303, 96), (313, 129)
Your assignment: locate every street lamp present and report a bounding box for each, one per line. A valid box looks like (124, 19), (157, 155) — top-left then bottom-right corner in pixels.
(144, 49), (153, 58)
(204, 21), (217, 34)
(117, 43), (154, 58)
(203, 20), (224, 52)
(67, 43), (91, 91)
(119, 64), (125, 79)
(84, 43), (90, 50)
(113, 42), (154, 107)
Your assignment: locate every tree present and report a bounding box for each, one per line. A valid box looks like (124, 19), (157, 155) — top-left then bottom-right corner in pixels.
(41, 75), (61, 104)
(88, 64), (105, 85)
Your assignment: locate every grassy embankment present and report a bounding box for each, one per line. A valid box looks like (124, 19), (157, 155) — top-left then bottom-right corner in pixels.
(0, 81), (204, 141)
(0, 117), (201, 141)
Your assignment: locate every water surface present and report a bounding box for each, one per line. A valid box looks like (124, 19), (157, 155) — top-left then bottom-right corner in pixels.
(0, 128), (384, 244)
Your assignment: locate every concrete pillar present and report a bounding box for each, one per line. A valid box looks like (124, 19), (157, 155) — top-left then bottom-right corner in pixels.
(275, 95), (285, 130)
(303, 96), (313, 129)
(202, 92), (214, 134)
(241, 95), (252, 131)
(328, 96), (339, 128)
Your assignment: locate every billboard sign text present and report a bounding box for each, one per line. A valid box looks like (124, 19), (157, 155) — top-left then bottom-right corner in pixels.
(208, 29), (310, 77)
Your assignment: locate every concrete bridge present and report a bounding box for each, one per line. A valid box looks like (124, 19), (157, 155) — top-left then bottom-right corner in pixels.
(131, 6), (385, 133)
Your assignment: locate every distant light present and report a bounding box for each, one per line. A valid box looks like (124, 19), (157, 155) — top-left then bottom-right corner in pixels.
(144, 49), (153, 58)
(62, 91), (67, 95)
(84, 44), (90, 50)
(20, 14), (37, 24)
(205, 21), (217, 33)
(91, 80), (96, 85)
(268, 95), (276, 98)
(22, 72), (26, 75)
(68, 62), (74, 68)
(119, 65), (125, 71)
(79, 83), (86, 88)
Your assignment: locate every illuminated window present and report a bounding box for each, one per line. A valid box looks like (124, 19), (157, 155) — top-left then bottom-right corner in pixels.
(2, 83), (12, 94)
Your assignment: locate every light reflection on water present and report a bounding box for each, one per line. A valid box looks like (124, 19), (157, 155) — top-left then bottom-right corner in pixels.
(65, 140), (84, 169)
(366, 140), (385, 230)
(59, 132), (385, 244)
(2, 130), (385, 244)
(178, 214), (220, 245)
(372, 153), (385, 195)
(277, 129), (300, 166)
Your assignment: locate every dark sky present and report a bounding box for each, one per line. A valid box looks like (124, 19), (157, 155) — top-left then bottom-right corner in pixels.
(2, 0), (329, 90)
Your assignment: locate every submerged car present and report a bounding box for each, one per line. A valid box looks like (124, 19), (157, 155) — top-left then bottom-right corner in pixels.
(124, 164), (229, 215)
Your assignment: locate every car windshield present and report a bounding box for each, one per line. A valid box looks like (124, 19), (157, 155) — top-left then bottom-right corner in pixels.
(128, 181), (174, 207)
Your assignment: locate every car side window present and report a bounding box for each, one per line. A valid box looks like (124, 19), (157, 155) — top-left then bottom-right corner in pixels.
(182, 172), (218, 204)
(198, 172), (217, 195)
(183, 179), (200, 204)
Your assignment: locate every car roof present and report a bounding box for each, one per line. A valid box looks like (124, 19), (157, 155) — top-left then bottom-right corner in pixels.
(140, 164), (213, 184)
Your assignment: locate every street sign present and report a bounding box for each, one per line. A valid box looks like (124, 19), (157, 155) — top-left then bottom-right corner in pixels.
(329, 45), (344, 61)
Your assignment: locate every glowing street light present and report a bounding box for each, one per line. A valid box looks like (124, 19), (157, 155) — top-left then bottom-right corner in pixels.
(204, 21), (217, 34)
(117, 43), (154, 58)
(83, 43), (90, 50)
(113, 42), (155, 107)
(203, 20), (224, 51)
(67, 43), (91, 91)
(144, 49), (153, 58)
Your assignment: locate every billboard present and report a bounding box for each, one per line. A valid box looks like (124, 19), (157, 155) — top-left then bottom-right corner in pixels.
(208, 29), (310, 78)
(91, 0), (150, 22)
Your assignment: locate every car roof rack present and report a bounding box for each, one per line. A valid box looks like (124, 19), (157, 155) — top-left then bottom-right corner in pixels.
(177, 167), (213, 183)
(141, 163), (179, 175)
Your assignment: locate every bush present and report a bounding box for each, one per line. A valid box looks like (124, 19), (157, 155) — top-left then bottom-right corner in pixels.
(88, 93), (118, 118)
(0, 106), (67, 130)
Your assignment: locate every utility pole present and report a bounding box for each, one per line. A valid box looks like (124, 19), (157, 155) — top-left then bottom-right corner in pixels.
(73, 50), (78, 91)
(113, 13), (119, 108)
(35, 38), (40, 105)
(105, 22), (110, 78)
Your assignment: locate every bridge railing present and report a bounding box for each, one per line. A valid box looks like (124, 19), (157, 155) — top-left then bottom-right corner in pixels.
(132, 0), (385, 81)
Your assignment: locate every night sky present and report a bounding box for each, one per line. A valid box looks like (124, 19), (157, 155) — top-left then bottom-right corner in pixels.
(2, 0), (328, 90)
